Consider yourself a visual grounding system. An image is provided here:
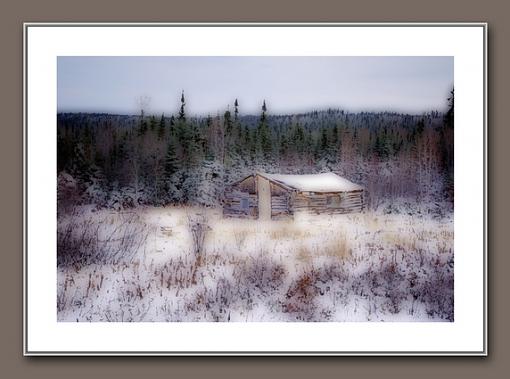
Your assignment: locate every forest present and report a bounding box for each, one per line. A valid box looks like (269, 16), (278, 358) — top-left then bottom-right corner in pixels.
(57, 91), (454, 214)
(56, 91), (455, 322)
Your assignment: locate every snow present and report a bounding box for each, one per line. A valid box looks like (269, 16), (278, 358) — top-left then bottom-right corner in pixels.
(260, 172), (363, 192)
(57, 204), (453, 322)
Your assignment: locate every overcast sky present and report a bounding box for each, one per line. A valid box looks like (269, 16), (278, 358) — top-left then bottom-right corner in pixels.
(57, 56), (453, 116)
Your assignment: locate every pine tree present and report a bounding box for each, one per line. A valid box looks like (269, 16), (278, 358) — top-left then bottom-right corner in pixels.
(444, 89), (454, 130)
(320, 127), (329, 152)
(234, 99), (239, 122)
(169, 115), (176, 136)
(441, 88), (454, 202)
(290, 122), (306, 163)
(178, 91), (186, 122)
(223, 109), (235, 166)
(157, 113), (166, 140)
(162, 141), (181, 203)
(175, 91), (194, 166)
(164, 142), (179, 179)
(331, 123), (339, 152)
(416, 118), (425, 135)
(195, 155), (223, 206)
(224, 109), (233, 135)
(138, 109), (148, 136)
(149, 115), (157, 131)
(374, 129), (390, 160)
(71, 143), (94, 185)
(279, 134), (289, 161)
(257, 100), (272, 159)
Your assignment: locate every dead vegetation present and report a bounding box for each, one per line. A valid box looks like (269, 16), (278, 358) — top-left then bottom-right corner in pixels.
(57, 206), (454, 322)
(57, 208), (151, 268)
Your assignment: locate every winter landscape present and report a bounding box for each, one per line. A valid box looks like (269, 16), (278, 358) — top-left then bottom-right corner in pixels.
(57, 57), (454, 322)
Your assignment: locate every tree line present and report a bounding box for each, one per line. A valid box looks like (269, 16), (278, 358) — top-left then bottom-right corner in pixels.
(57, 90), (454, 213)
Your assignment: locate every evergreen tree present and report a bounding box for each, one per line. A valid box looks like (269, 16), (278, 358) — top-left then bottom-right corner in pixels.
(257, 100), (272, 158)
(164, 142), (179, 179)
(444, 89), (454, 130)
(234, 98), (239, 121)
(320, 127), (329, 152)
(157, 113), (166, 140)
(138, 109), (148, 136)
(149, 115), (157, 131)
(175, 91), (196, 166)
(416, 118), (425, 135)
(168, 115), (176, 136)
(224, 109), (241, 167)
(178, 91), (186, 121)
(279, 134), (289, 160)
(194, 155), (224, 206)
(292, 122), (305, 154)
(374, 133), (389, 159)
(224, 109), (233, 135)
(441, 88), (454, 202)
(71, 143), (95, 185)
(162, 141), (181, 203)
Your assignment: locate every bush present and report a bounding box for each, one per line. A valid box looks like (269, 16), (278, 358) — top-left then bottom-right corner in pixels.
(57, 208), (150, 268)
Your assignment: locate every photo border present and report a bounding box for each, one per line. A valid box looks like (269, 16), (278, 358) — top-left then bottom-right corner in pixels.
(23, 22), (488, 356)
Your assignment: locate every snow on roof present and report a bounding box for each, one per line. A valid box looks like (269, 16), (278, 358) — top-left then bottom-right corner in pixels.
(259, 172), (363, 193)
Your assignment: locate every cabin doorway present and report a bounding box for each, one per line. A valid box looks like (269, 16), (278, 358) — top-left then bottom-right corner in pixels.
(257, 176), (272, 220)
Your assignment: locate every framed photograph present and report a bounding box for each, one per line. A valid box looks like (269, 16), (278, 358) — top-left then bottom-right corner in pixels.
(24, 22), (487, 355)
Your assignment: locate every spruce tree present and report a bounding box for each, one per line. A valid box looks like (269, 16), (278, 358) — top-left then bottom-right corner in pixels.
(158, 113), (166, 140)
(138, 109), (148, 136)
(444, 89), (454, 130)
(149, 115), (157, 131)
(224, 109), (233, 135)
(178, 91), (186, 122)
(163, 141), (181, 203)
(257, 100), (272, 159)
(169, 114), (175, 128)
(441, 88), (454, 202)
(175, 91), (194, 166)
(164, 142), (179, 179)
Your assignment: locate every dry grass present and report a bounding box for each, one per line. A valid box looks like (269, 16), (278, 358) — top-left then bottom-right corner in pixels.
(296, 245), (313, 263)
(233, 229), (249, 251)
(57, 206), (454, 322)
(322, 234), (351, 259)
(57, 208), (151, 268)
(384, 232), (419, 252)
(268, 223), (311, 240)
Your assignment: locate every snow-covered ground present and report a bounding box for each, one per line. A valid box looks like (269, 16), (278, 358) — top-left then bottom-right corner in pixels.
(57, 205), (454, 322)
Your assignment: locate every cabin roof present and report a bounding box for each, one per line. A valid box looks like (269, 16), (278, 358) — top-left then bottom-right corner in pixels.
(258, 172), (363, 193)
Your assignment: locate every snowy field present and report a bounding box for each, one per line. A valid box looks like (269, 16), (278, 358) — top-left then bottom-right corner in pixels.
(57, 205), (454, 322)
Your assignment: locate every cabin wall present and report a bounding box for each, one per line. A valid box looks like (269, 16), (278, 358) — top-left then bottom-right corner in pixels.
(223, 174), (365, 219)
(222, 189), (258, 219)
(271, 196), (291, 219)
(269, 182), (292, 219)
(290, 190), (365, 215)
(237, 175), (257, 194)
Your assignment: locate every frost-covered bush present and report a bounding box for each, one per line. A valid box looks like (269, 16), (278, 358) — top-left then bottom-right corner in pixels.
(107, 186), (146, 210)
(57, 207), (454, 322)
(83, 181), (108, 208)
(237, 255), (286, 296)
(187, 213), (209, 257)
(57, 171), (83, 213)
(57, 209), (150, 268)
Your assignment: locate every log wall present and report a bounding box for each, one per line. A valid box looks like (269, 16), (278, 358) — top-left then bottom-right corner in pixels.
(223, 175), (365, 219)
(291, 190), (365, 215)
(222, 190), (258, 219)
(236, 175), (257, 194)
(271, 195), (291, 219)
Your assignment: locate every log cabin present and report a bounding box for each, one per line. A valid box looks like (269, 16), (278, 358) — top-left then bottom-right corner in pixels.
(222, 172), (365, 220)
